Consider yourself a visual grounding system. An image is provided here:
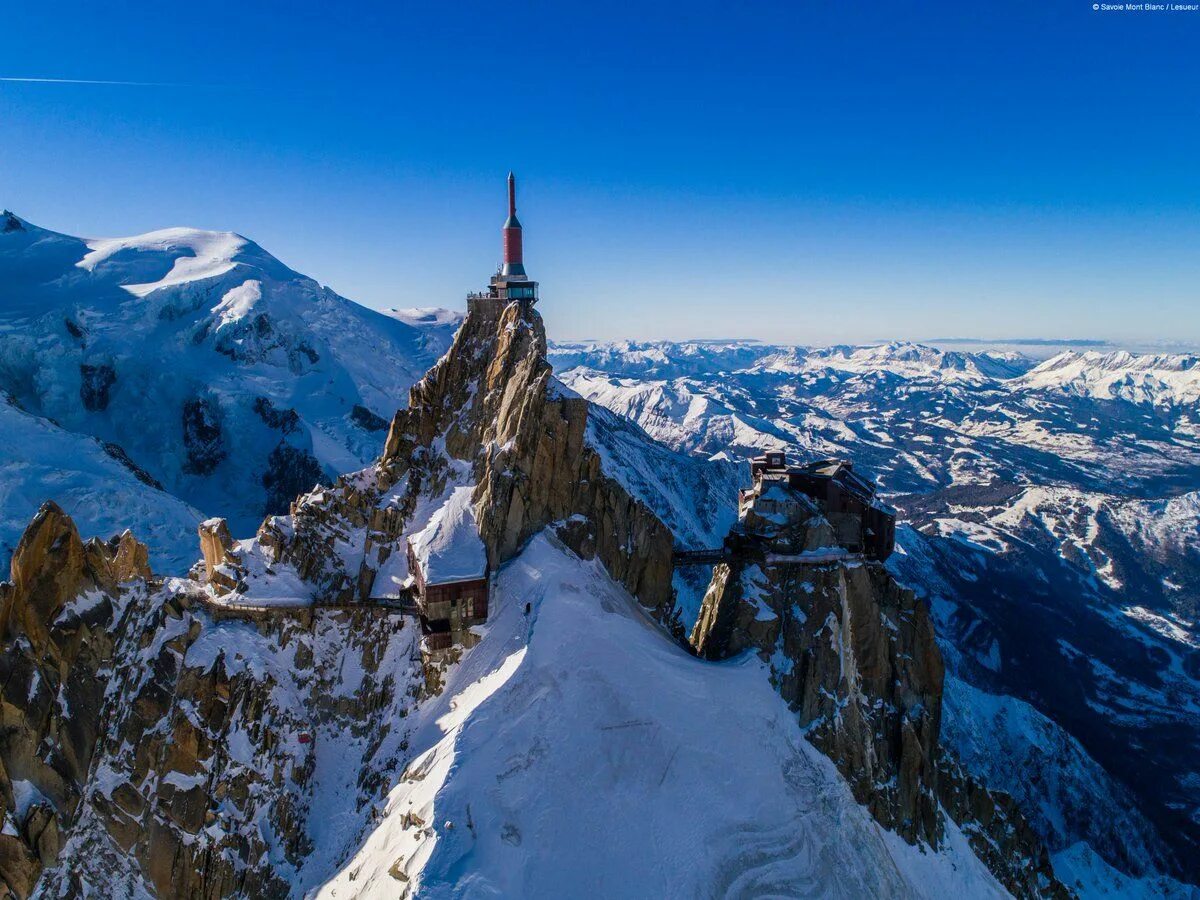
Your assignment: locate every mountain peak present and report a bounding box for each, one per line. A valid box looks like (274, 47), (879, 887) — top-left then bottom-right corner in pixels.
(1018, 348), (1200, 405)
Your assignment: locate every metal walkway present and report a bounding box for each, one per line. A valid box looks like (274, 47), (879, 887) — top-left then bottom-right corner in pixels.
(197, 591), (422, 619)
(362, 594), (422, 616)
(672, 548), (726, 566)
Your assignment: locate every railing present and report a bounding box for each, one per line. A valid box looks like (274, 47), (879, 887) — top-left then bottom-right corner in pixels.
(197, 591), (421, 619)
(672, 548), (726, 566)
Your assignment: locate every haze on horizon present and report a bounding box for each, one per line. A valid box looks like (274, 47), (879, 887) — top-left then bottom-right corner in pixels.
(2, 1), (1198, 347)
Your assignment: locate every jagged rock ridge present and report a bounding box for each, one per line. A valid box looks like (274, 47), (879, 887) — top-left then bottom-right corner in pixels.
(0, 501), (425, 898)
(0, 295), (1075, 897)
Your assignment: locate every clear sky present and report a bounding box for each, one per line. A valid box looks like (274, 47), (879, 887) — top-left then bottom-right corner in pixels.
(2, 1), (1198, 346)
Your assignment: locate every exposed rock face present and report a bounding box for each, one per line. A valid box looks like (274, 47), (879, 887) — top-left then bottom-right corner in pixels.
(691, 549), (1068, 898)
(197, 518), (243, 595)
(0, 504), (423, 899)
(41, 598), (420, 899)
(261, 443), (326, 516)
(181, 397), (226, 476)
(693, 556), (944, 843)
(253, 396), (301, 434)
(0, 503), (150, 898)
(99, 440), (165, 490)
(456, 299), (675, 609)
(938, 757), (1068, 899)
(257, 297), (675, 617)
(78, 364), (116, 412)
(251, 399), (330, 515)
(63, 318), (85, 341)
(211, 310), (321, 375)
(350, 404), (389, 432)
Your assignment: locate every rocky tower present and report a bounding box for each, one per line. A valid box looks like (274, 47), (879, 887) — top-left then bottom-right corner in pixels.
(388, 294), (675, 599)
(255, 290), (676, 624)
(0, 504), (151, 896)
(691, 495), (1069, 898)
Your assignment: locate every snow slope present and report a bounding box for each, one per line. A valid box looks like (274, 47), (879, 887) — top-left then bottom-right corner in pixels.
(317, 532), (1006, 898)
(583, 401), (743, 550)
(1053, 842), (1199, 900)
(941, 676), (1172, 878)
(0, 393), (203, 572)
(409, 485), (487, 583)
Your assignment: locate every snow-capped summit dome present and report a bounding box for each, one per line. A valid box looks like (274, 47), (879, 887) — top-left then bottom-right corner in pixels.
(0, 214), (460, 559)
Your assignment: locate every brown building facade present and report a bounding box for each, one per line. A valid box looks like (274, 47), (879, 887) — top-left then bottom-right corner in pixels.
(406, 540), (488, 650)
(748, 454), (896, 561)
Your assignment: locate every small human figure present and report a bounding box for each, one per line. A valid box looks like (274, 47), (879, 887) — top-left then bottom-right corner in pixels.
(524, 602), (531, 616)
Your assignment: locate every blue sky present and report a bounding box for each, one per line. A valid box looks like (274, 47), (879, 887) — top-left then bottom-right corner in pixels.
(2, 1), (1198, 345)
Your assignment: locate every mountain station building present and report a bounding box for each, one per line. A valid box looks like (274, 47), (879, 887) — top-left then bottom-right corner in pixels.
(742, 453), (896, 560)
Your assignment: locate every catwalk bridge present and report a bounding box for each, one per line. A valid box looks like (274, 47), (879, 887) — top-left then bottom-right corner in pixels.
(671, 548), (726, 566)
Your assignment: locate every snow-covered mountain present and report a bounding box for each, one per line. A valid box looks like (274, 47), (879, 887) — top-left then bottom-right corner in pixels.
(554, 341), (1200, 491)
(2, 206), (1198, 896)
(554, 338), (1200, 892)
(0, 285), (1060, 899)
(552, 338), (1035, 381)
(0, 211), (458, 561)
(1015, 350), (1200, 407)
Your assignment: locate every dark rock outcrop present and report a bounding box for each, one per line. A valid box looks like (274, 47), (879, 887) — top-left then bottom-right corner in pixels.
(252, 396), (300, 434)
(250, 398), (330, 514)
(212, 312), (320, 374)
(79, 364), (116, 412)
(181, 398), (226, 476)
(261, 443), (326, 516)
(350, 404), (389, 432)
(99, 441), (164, 490)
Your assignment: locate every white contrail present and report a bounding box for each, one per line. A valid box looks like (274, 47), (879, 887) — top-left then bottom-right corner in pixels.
(0, 76), (179, 87)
